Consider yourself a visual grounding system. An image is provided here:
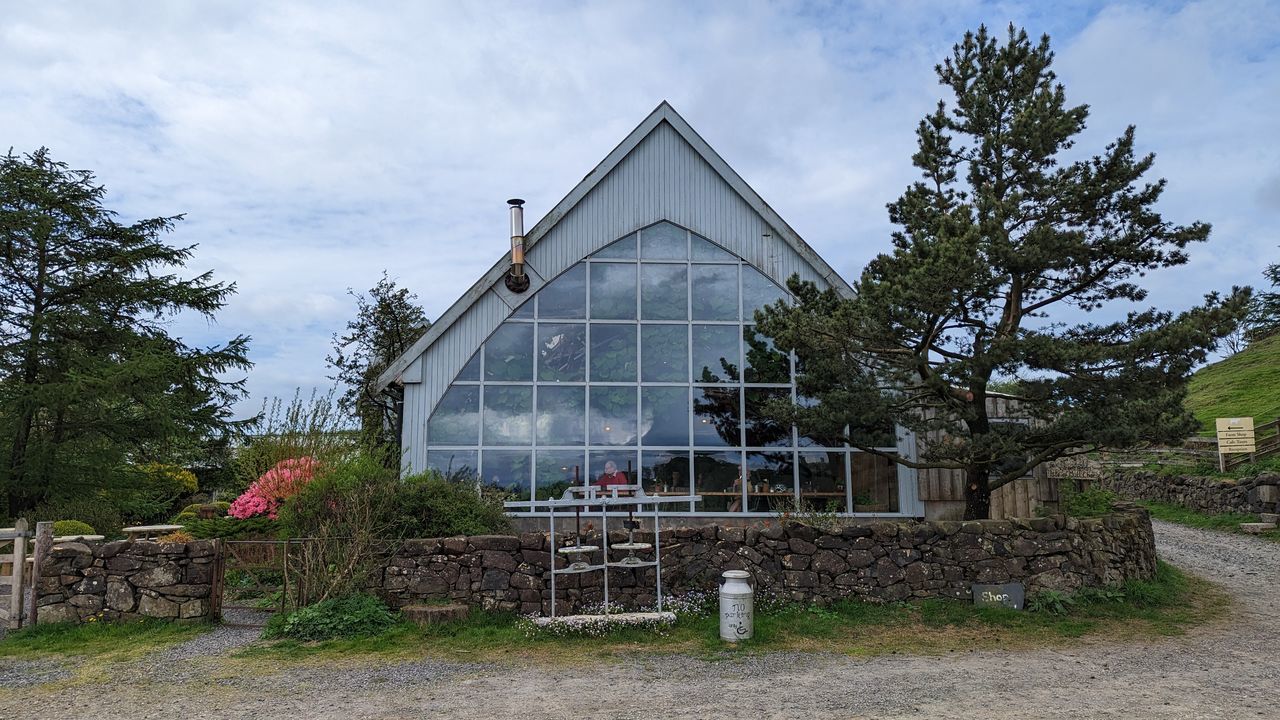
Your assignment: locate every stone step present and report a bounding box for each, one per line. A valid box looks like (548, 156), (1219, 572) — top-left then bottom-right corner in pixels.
(402, 603), (469, 626)
(1239, 522), (1278, 534)
(1259, 513), (1279, 524)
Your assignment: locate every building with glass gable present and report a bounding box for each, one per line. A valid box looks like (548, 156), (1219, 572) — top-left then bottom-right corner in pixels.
(377, 103), (928, 520)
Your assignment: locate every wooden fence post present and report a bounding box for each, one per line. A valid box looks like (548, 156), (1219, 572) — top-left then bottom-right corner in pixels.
(8, 519), (27, 629)
(25, 522), (52, 627)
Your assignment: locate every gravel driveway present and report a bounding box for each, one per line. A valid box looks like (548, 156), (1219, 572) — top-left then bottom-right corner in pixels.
(1, 520), (1276, 720)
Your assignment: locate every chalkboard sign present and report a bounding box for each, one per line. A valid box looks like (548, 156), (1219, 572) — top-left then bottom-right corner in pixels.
(972, 583), (1024, 610)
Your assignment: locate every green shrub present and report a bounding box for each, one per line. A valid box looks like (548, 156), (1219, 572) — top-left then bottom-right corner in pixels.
(183, 516), (279, 540)
(395, 471), (512, 538)
(52, 520), (96, 536)
(1058, 485), (1118, 517)
(263, 593), (397, 642)
(32, 498), (123, 539)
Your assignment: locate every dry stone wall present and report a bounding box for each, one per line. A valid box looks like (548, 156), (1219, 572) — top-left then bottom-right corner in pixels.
(380, 504), (1157, 615)
(35, 539), (217, 624)
(1100, 471), (1279, 517)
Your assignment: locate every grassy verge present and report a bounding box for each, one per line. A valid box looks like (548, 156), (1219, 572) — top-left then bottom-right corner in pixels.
(0, 619), (209, 661)
(231, 561), (1219, 667)
(1143, 501), (1280, 542)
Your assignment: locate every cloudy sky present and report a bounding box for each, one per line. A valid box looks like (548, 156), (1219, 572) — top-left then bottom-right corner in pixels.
(3, 1), (1277, 417)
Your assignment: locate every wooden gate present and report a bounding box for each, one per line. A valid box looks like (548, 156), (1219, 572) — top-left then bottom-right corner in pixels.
(213, 539), (291, 619)
(0, 520), (31, 629)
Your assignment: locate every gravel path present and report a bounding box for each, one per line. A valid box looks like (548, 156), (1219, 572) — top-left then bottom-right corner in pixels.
(1, 520), (1277, 719)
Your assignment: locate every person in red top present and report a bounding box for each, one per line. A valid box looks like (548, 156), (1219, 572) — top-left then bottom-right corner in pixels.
(594, 460), (629, 491)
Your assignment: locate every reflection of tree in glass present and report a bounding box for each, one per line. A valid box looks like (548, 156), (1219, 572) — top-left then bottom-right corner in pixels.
(693, 387), (740, 445)
(744, 326), (788, 383)
(745, 388), (791, 446)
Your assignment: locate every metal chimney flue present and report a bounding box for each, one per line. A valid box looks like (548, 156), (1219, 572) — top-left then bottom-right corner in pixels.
(504, 198), (530, 293)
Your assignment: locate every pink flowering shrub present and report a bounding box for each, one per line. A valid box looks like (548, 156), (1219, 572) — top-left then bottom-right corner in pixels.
(229, 457), (318, 519)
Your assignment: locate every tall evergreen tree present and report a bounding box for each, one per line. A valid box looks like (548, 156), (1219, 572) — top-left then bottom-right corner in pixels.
(0, 148), (251, 516)
(327, 272), (429, 459)
(1247, 259), (1280, 343)
(757, 26), (1250, 519)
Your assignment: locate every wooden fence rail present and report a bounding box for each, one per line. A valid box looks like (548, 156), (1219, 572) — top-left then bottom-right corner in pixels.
(0, 519), (31, 629)
(1223, 417), (1280, 472)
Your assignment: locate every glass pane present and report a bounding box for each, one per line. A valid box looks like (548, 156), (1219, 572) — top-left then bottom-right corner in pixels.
(427, 385), (479, 445)
(535, 449), (584, 500)
(797, 450), (849, 513)
(481, 449), (531, 499)
(589, 386), (637, 446)
(746, 451), (795, 513)
(640, 221), (687, 260)
(692, 324), (739, 383)
(589, 323), (637, 382)
(642, 450), (690, 497)
(589, 263), (637, 320)
(641, 324), (688, 382)
(694, 451), (742, 512)
(745, 388), (792, 447)
(510, 301), (535, 320)
(743, 325), (789, 383)
(592, 233), (636, 259)
(641, 264), (687, 320)
(538, 264), (586, 319)
(589, 449), (638, 490)
(484, 323), (533, 381)
(691, 234), (737, 261)
(455, 352), (481, 382)
(537, 323), (586, 382)
(693, 386), (740, 447)
(742, 266), (788, 321)
(691, 265), (738, 321)
(796, 394), (845, 448)
(851, 452), (899, 513)
(536, 385), (585, 445)
(426, 449), (478, 480)
(641, 386), (690, 446)
(482, 385), (532, 445)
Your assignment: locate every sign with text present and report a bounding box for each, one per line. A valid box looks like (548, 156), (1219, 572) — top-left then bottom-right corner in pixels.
(972, 583), (1024, 611)
(1216, 417), (1256, 454)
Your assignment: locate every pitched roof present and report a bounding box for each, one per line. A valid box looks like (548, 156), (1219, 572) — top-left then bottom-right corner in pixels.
(376, 101), (852, 390)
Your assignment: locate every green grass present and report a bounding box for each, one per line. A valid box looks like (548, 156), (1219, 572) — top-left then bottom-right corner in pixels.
(0, 618), (209, 660)
(1186, 332), (1280, 435)
(1143, 501), (1280, 542)
(231, 561), (1218, 667)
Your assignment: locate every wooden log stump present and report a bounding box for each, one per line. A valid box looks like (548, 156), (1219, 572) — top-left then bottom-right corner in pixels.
(401, 603), (469, 626)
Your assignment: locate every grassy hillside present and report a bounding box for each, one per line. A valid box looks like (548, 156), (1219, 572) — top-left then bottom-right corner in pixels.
(1185, 332), (1280, 434)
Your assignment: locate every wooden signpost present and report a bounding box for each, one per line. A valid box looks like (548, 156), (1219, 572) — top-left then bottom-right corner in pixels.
(1216, 417), (1256, 472)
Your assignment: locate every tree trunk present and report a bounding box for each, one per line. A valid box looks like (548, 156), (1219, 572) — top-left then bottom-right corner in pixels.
(964, 466), (991, 520)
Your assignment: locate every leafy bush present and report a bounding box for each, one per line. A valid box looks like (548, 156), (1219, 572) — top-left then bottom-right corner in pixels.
(183, 516), (279, 540)
(229, 457), (317, 519)
(1027, 589), (1074, 615)
(263, 593), (397, 642)
(232, 388), (356, 494)
(394, 471), (512, 538)
(32, 498), (123, 539)
(52, 520), (96, 537)
(1059, 485), (1118, 517)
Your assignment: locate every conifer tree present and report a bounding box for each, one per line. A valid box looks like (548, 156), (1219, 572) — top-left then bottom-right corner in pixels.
(0, 148), (251, 516)
(757, 26), (1251, 519)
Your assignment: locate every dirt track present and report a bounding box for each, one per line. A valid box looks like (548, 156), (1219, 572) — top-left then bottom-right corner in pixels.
(1, 520), (1276, 719)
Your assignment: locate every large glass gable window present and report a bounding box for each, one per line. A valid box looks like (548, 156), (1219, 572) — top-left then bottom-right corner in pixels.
(423, 221), (900, 514)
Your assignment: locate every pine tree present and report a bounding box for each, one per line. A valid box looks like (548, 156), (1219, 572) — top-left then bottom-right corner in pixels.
(0, 148), (251, 516)
(327, 272), (429, 460)
(1247, 259), (1280, 343)
(757, 26), (1251, 520)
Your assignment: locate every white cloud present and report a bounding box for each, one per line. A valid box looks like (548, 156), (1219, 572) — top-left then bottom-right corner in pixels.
(1, 0), (1275, 415)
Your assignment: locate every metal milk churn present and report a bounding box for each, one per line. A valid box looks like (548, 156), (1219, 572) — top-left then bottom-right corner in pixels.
(719, 570), (754, 642)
